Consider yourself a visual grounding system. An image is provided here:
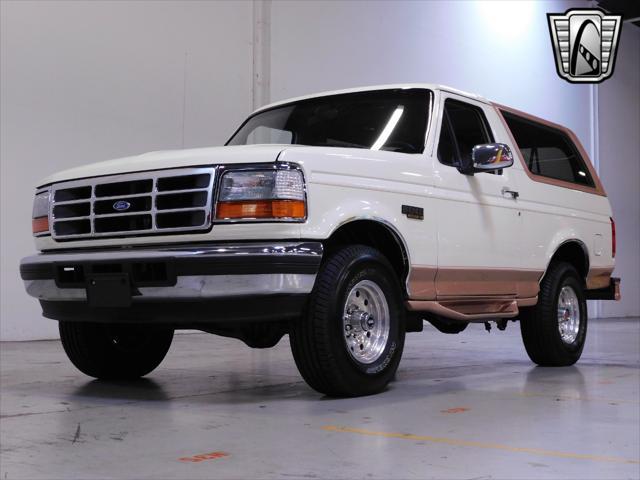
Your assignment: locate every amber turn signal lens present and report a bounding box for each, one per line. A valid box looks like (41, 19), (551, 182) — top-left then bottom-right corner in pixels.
(32, 216), (49, 235)
(216, 200), (305, 220)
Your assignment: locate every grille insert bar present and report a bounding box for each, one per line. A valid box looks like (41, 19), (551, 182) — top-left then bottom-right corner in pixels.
(156, 191), (208, 210)
(94, 214), (153, 233)
(95, 179), (152, 197)
(54, 186), (91, 202)
(50, 167), (215, 240)
(157, 174), (210, 191)
(53, 203), (91, 219)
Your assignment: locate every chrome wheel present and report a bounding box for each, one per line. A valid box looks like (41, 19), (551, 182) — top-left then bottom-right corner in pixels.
(557, 285), (580, 344)
(342, 280), (390, 365)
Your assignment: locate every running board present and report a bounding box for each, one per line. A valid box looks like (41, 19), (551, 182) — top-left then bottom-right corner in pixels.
(406, 298), (519, 322)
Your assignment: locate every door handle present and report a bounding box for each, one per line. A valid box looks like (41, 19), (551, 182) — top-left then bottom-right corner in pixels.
(501, 187), (519, 199)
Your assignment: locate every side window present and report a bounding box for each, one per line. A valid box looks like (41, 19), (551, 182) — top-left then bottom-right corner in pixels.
(437, 111), (457, 166)
(437, 99), (493, 168)
(501, 111), (595, 187)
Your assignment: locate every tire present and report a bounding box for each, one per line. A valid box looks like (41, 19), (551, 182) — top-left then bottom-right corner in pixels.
(520, 262), (587, 366)
(59, 322), (174, 379)
(290, 245), (405, 397)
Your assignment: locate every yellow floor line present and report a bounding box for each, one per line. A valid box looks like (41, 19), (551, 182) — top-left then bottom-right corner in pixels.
(322, 425), (640, 465)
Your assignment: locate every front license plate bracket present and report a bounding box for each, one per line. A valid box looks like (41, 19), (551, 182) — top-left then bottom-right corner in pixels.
(86, 273), (132, 307)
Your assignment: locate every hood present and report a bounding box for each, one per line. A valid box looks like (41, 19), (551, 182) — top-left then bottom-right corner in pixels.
(38, 144), (294, 186)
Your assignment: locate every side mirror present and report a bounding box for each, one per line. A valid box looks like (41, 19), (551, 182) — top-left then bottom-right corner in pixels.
(470, 143), (514, 173)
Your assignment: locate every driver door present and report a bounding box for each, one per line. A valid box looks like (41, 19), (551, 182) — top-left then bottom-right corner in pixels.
(432, 93), (523, 298)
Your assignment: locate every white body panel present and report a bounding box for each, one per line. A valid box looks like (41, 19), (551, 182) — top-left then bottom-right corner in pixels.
(488, 106), (613, 273)
(38, 144), (292, 186)
(429, 91), (523, 272)
(279, 147), (438, 271)
(32, 83), (615, 301)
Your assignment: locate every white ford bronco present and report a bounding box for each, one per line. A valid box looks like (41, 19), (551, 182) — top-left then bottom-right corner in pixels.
(21, 84), (620, 397)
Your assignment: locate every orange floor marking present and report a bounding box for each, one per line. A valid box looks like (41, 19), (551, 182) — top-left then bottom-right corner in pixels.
(179, 451), (230, 463)
(441, 407), (470, 414)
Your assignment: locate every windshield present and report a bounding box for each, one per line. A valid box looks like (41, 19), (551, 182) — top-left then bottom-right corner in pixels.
(227, 89), (430, 154)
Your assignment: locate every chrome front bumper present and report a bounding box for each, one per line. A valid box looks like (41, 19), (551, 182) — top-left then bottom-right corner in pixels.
(23, 274), (317, 301)
(20, 242), (322, 302)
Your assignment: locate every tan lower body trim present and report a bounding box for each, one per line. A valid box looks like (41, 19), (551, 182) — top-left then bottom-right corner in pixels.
(406, 296), (537, 322)
(406, 266), (543, 321)
(435, 267), (543, 298)
(586, 266), (614, 290)
(408, 266), (543, 300)
(517, 296), (538, 307)
(407, 266), (437, 299)
(406, 298), (518, 321)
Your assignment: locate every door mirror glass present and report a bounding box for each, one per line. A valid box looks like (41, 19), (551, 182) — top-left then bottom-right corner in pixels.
(471, 143), (514, 173)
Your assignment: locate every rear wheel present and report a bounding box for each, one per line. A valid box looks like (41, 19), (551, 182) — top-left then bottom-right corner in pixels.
(59, 322), (174, 379)
(520, 262), (587, 366)
(290, 245), (405, 397)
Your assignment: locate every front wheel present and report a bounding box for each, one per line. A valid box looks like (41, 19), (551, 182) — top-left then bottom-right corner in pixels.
(520, 262), (587, 366)
(59, 322), (174, 379)
(290, 245), (405, 397)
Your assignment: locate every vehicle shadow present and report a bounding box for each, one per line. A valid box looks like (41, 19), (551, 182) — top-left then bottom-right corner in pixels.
(69, 378), (170, 402)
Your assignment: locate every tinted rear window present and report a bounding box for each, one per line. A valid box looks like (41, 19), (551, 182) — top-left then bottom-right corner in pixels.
(502, 111), (594, 187)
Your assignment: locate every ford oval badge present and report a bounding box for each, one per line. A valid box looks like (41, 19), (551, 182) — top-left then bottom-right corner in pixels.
(113, 200), (131, 212)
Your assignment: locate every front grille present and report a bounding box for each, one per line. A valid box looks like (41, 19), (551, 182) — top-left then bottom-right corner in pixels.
(50, 167), (215, 240)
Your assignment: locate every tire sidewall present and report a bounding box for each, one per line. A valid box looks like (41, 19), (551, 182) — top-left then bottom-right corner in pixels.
(553, 271), (588, 355)
(328, 250), (405, 381)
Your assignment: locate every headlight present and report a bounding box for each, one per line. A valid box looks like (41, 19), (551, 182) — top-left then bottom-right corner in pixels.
(32, 189), (51, 236)
(216, 168), (306, 221)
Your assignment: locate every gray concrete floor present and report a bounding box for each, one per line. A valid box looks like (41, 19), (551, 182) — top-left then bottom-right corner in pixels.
(1, 318), (639, 480)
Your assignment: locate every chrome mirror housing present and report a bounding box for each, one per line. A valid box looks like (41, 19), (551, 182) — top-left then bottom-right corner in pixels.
(471, 143), (514, 173)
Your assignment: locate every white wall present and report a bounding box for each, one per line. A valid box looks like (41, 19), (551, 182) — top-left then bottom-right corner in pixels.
(598, 25), (640, 318)
(0, 0), (253, 340)
(1, 1), (638, 341)
(270, 0), (593, 144)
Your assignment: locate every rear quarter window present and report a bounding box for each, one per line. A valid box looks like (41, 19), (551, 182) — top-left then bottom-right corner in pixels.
(501, 111), (595, 187)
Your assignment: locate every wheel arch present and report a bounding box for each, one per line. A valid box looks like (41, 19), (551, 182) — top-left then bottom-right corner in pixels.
(322, 218), (410, 295)
(546, 239), (590, 283)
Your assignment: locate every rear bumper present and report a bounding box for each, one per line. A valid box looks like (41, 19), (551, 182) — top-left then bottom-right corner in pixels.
(586, 277), (621, 301)
(20, 242), (322, 324)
